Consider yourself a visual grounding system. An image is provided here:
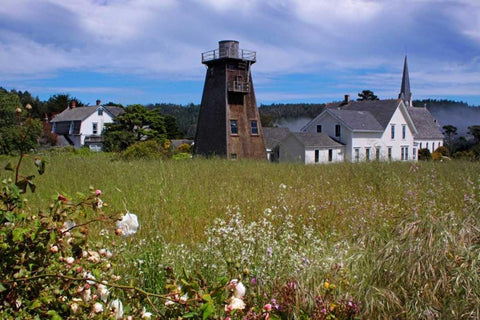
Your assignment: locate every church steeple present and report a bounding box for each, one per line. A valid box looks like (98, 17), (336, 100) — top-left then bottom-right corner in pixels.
(398, 56), (412, 107)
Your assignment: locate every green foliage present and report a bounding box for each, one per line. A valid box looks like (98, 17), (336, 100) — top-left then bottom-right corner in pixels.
(0, 92), (42, 155)
(103, 104), (171, 152)
(147, 103), (199, 139)
(418, 148), (432, 161)
(120, 140), (169, 160)
(468, 125), (480, 143)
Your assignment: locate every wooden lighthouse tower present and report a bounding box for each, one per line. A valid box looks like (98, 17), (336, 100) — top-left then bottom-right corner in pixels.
(194, 40), (267, 160)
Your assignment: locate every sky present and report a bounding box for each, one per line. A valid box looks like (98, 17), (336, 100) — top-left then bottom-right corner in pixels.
(1, 0), (480, 107)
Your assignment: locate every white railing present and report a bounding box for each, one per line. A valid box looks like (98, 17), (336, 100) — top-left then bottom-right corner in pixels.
(202, 48), (256, 63)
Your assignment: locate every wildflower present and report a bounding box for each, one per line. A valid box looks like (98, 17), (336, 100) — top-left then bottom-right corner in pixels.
(83, 272), (96, 284)
(141, 307), (152, 319)
(279, 183), (287, 189)
(70, 302), (79, 314)
(93, 302), (103, 313)
(95, 189), (102, 196)
(97, 284), (110, 302)
(225, 297), (246, 311)
(116, 212), (139, 237)
(228, 279), (246, 298)
(50, 245), (59, 253)
(165, 299), (175, 306)
(324, 281), (330, 290)
(109, 299), (123, 319)
(65, 257), (75, 265)
(83, 288), (92, 302)
(179, 293), (188, 303)
(95, 198), (103, 209)
(58, 194), (67, 202)
(264, 303), (272, 311)
(251, 277), (257, 285)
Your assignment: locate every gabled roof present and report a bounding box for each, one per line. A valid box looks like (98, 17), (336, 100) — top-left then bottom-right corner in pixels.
(328, 109), (384, 132)
(288, 132), (343, 148)
(263, 127), (291, 149)
(329, 99), (401, 128)
(406, 107), (444, 139)
(51, 106), (124, 122)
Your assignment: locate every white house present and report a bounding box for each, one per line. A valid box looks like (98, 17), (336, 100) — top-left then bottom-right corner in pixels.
(302, 98), (418, 161)
(51, 100), (124, 150)
(278, 132), (344, 164)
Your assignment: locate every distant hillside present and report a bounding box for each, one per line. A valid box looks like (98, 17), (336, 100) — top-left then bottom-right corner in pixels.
(414, 99), (480, 136)
(146, 103), (199, 139)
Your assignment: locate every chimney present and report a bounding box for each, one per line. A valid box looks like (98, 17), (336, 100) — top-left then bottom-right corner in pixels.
(71, 100), (76, 109)
(96, 100), (101, 106)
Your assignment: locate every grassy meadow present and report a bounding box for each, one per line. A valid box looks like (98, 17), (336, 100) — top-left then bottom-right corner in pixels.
(3, 151), (480, 319)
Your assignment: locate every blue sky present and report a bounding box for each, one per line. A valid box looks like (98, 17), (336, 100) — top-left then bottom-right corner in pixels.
(1, 0), (480, 106)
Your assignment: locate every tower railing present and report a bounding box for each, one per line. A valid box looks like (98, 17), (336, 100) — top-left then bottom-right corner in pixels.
(202, 48), (256, 63)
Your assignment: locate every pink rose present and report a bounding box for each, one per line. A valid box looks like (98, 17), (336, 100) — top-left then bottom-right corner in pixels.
(95, 189), (102, 196)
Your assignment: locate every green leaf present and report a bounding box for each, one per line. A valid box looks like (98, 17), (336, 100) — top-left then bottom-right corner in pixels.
(4, 162), (14, 171)
(12, 228), (28, 242)
(182, 311), (199, 318)
(47, 310), (62, 320)
(0, 283), (6, 292)
(202, 293), (213, 303)
(34, 158), (46, 175)
(202, 303), (215, 320)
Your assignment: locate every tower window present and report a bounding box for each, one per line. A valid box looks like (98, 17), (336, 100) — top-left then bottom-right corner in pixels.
(251, 120), (258, 135)
(230, 120), (238, 135)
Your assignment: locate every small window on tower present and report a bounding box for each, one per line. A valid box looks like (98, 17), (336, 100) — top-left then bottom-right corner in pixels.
(230, 120), (238, 135)
(251, 120), (258, 135)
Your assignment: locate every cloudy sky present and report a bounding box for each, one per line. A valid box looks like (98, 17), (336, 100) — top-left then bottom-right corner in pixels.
(1, 0), (479, 106)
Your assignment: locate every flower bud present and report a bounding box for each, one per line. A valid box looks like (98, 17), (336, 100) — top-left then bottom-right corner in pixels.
(264, 303), (272, 312)
(50, 245), (59, 253)
(16, 107), (22, 114)
(25, 104), (32, 110)
(95, 189), (102, 196)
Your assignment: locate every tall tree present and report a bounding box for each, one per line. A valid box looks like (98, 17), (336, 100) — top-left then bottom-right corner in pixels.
(468, 125), (480, 143)
(442, 125), (457, 152)
(357, 90), (379, 101)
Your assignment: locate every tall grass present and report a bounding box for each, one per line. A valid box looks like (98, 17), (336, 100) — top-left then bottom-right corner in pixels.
(3, 151), (480, 318)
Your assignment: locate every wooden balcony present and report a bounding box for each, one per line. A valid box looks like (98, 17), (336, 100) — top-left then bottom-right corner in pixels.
(228, 81), (250, 93)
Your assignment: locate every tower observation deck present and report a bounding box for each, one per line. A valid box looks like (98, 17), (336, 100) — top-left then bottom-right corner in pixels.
(201, 40), (256, 64)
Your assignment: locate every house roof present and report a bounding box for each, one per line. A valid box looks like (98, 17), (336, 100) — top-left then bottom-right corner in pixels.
(290, 132), (343, 148)
(263, 127), (291, 149)
(406, 107), (444, 139)
(51, 106), (124, 122)
(328, 109), (384, 131)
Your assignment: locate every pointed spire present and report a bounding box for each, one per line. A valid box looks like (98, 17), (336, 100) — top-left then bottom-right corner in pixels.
(398, 56), (412, 107)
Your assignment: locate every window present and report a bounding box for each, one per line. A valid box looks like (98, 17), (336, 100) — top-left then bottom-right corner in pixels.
(376, 147), (380, 161)
(420, 142), (423, 149)
(230, 120), (238, 134)
(388, 147), (392, 160)
(413, 148), (417, 160)
(335, 124), (341, 137)
(230, 153), (237, 159)
(251, 120), (258, 135)
(402, 125), (406, 139)
(391, 125), (395, 139)
(401, 147), (409, 160)
(98, 108), (103, 116)
(328, 149), (333, 162)
(316, 125), (322, 133)
(315, 150), (320, 163)
(354, 148), (360, 162)
(426, 142), (429, 150)
(432, 142), (435, 151)
(69, 121), (74, 135)
(366, 147), (371, 161)
(92, 122), (98, 135)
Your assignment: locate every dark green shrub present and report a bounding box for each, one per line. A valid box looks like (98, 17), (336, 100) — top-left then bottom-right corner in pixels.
(121, 140), (166, 160)
(418, 148), (431, 161)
